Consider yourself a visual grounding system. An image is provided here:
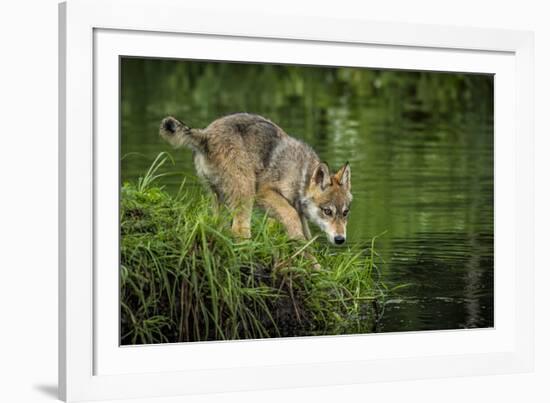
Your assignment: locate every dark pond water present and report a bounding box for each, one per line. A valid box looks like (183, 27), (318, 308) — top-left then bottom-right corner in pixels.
(121, 58), (494, 332)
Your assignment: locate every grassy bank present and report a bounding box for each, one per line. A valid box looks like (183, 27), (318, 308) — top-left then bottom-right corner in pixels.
(120, 154), (386, 344)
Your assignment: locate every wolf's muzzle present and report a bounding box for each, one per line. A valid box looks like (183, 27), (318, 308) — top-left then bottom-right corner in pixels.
(334, 235), (346, 245)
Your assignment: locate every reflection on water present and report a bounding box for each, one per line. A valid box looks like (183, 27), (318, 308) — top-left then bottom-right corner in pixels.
(376, 233), (493, 331)
(121, 58), (494, 332)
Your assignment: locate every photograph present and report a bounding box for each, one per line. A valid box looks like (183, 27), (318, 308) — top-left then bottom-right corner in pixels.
(119, 57), (494, 345)
(1, 0), (542, 401)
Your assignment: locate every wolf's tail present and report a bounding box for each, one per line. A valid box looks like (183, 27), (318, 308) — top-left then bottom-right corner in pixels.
(159, 116), (207, 152)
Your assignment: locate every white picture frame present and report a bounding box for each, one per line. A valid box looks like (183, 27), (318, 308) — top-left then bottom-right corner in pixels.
(59, 0), (534, 401)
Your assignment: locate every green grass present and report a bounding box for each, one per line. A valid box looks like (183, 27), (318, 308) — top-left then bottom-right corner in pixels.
(120, 153), (386, 344)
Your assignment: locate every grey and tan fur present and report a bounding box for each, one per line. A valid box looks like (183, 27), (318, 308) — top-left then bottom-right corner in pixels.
(159, 113), (352, 245)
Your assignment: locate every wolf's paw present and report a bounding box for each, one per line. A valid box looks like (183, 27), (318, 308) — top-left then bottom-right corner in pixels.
(302, 251), (321, 270)
(231, 224), (251, 240)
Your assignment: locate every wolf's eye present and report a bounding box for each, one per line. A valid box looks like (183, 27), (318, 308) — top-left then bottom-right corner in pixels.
(343, 209), (349, 217)
(323, 208), (333, 216)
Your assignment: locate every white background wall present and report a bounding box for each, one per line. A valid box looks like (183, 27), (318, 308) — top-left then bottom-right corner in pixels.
(0, 0), (547, 402)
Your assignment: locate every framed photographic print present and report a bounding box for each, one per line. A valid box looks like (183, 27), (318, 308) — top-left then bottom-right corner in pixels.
(59, 0), (534, 401)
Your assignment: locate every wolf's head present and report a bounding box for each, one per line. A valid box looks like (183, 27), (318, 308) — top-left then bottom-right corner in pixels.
(301, 162), (352, 245)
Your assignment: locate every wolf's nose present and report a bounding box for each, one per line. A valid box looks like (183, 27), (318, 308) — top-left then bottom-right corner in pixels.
(334, 235), (346, 245)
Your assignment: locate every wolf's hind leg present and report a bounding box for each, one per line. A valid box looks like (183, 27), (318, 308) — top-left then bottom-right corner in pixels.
(230, 199), (253, 239)
(222, 179), (254, 239)
(208, 187), (224, 216)
(257, 188), (305, 240)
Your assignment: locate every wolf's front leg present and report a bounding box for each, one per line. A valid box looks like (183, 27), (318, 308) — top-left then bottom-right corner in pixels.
(256, 188), (305, 240)
(258, 188), (322, 270)
(300, 214), (312, 240)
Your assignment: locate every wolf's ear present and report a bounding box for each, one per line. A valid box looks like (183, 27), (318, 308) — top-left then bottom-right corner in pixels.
(335, 162), (351, 189)
(311, 162), (331, 190)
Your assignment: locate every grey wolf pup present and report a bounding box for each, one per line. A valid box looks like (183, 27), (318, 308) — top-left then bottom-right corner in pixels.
(159, 113), (352, 245)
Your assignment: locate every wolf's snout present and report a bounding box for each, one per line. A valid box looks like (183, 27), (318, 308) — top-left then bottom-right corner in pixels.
(334, 235), (346, 245)
(161, 117), (178, 134)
